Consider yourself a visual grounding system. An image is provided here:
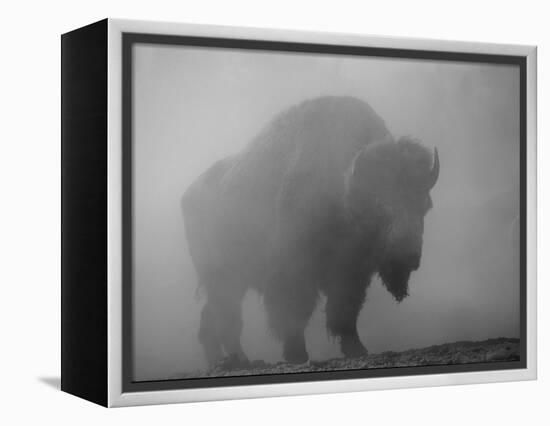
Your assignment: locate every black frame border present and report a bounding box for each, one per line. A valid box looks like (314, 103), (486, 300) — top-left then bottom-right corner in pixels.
(122, 32), (528, 393)
(61, 19), (109, 406)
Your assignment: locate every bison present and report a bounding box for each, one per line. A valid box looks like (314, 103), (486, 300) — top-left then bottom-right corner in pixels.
(181, 96), (439, 365)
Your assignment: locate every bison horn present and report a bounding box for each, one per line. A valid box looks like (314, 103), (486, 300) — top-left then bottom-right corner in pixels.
(427, 147), (439, 189)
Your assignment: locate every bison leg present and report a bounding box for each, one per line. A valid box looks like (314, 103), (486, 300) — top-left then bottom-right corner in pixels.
(264, 163), (344, 363)
(198, 302), (224, 365)
(264, 249), (318, 364)
(324, 277), (369, 358)
(217, 289), (248, 364)
(199, 276), (248, 367)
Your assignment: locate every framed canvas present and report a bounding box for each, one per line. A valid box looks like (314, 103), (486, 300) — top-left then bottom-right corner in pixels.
(61, 18), (537, 407)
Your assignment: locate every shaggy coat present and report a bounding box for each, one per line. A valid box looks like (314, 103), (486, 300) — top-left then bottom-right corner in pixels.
(182, 96), (439, 364)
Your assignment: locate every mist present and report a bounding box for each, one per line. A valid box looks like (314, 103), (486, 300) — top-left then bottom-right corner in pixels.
(132, 44), (519, 381)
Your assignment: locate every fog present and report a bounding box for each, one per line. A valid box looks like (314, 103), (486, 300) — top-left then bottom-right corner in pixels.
(132, 44), (519, 381)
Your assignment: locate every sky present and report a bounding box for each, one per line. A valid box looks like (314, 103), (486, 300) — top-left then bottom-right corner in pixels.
(132, 43), (520, 381)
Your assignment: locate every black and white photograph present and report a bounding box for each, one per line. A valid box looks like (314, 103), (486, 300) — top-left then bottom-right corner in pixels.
(3, 0), (548, 419)
(128, 40), (524, 383)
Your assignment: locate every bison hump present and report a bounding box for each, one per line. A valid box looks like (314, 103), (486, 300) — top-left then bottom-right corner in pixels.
(221, 96), (391, 193)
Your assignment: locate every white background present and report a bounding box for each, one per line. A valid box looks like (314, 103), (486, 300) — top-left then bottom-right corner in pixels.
(0, 0), (546, 424)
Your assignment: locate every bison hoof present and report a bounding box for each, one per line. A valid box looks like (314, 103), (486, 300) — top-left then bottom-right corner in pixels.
(341, 337), (368, 359)
(283, 342), (309, 364)
(284, 351), (309, 364)
(216, 353), (250, 371)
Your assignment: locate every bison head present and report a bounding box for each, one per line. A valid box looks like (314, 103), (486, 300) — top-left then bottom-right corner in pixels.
(345, 137), (439, 302)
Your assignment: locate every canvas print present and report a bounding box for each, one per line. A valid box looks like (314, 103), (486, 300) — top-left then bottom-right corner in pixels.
(130, 43), (520, 382)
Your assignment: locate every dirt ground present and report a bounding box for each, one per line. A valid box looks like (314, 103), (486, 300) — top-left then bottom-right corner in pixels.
(172, 337), (520, 379)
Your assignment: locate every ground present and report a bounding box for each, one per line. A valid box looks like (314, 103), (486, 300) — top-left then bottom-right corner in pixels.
(172, 337), (520, 379)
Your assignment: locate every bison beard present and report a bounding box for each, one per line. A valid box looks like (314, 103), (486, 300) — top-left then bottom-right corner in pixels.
(378, 262), (412, 302)
(181, 96), (439, 366)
